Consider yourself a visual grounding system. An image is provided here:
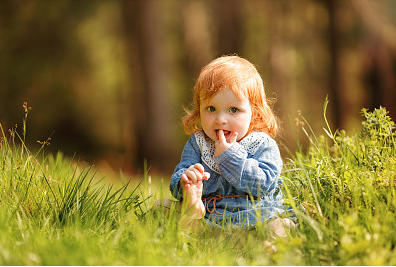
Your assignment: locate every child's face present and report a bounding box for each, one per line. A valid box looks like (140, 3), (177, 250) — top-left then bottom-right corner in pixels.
(200, 89), (252, 142)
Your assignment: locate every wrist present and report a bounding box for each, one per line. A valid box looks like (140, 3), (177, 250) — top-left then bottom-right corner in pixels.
(214, 142), (241, 163)
(214, 144), (230, 158)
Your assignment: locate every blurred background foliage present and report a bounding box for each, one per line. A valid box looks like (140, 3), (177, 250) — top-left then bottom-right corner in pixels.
(0, 0), (395, 176)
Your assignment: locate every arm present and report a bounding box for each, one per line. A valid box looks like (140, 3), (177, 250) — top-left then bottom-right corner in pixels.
(214, 135), (282, 198)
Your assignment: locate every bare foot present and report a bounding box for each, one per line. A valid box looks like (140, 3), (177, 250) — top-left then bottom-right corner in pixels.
(269, 218), (296, 238)
(264, 218), (296, 253)
(183, 180), (206, 219)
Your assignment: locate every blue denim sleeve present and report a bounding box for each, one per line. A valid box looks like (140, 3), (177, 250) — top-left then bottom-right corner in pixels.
(169, 135), (202, 199)
(213, 136), (282, 198)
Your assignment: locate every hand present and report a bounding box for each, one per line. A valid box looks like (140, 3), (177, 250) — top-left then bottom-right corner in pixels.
(214, 130), (238, 158)
(180, 163), (210, 189)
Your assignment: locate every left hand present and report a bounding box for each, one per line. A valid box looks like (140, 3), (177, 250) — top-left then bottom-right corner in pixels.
(214, 130), (238, 158)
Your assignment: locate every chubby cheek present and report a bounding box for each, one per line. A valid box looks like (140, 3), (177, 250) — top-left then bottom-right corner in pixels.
(200, 116), (215, 138)
(199, 115), (208, 129)
(236, 120), (252, 140)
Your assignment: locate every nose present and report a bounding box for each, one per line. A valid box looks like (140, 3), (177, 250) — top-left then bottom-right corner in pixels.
(215, 112), (227, 124)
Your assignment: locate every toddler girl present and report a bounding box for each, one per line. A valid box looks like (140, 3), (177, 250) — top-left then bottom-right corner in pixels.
(167, 55), (294, 230)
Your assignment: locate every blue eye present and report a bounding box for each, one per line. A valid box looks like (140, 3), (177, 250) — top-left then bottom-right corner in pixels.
(229, 107), (238, 113)
(207, 106), (215, 112)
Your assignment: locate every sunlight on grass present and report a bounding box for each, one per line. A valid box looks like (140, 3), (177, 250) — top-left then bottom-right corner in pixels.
(1, 101), (396, 265)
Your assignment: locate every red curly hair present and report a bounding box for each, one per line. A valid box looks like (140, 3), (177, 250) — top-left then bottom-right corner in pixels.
(183, 55), (278, 138)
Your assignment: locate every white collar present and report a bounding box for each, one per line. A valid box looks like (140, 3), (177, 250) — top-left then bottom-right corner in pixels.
(194, 130), (267, 173)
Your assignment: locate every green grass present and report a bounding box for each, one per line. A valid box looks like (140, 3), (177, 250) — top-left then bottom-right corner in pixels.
(1, 100), (396, 265)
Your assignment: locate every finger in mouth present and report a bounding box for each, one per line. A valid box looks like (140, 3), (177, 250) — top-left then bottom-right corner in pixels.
(215, 130), (231, 140)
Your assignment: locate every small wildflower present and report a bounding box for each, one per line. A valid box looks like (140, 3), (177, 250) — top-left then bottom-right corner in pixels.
(37, 137), (51, 147)
(23, 102), (32, 114)
(8, 128), (15, 138)
(294, 117), (305, 127)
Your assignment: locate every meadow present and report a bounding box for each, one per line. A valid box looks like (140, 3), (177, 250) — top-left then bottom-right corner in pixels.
(1, 100), (395, 265)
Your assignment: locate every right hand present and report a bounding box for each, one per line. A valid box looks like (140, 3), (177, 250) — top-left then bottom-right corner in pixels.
(214, 129), (238, 158)
(180, 163), (210, 188)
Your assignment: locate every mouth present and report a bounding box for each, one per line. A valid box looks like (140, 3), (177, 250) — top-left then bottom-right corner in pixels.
(215, 129), (231, 140)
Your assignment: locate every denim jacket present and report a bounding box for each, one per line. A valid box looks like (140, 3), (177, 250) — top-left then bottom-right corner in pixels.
(170, 130), (292, 228)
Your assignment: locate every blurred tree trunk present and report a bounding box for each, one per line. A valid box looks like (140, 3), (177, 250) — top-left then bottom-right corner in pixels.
(212, 0), (244, 55)
(120, 0), (177, 173)
(325, 0), (342, 129)
(351, 0), (396, 121)
(363, 40), (396, 120)
(181, 0), (214, 86)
